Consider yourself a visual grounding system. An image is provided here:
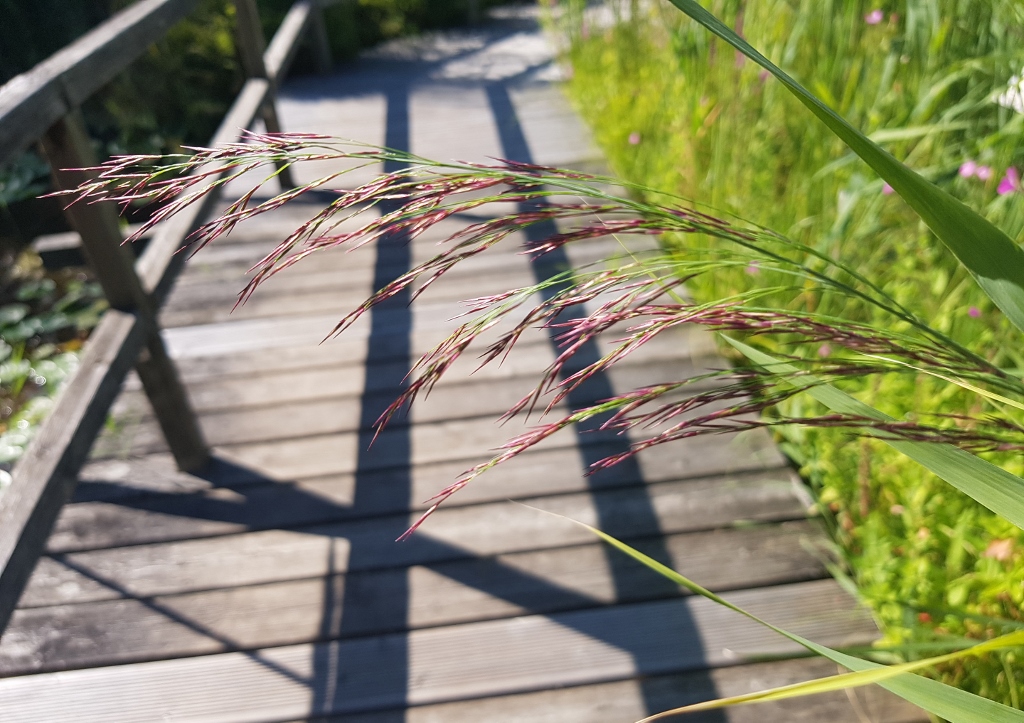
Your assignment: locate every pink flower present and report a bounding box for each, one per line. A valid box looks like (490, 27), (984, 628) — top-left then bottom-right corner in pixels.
(976, 165), (993, 181)
(628, 132), (641, 146)
(983, 538), (1014, 561)
(959, 160), (978, 178)
(968, 306), (981, 318)
(864, 9), (884, 24)
(817, 343), (832, 358)
(882, 183), (894, 195)
(998, 167), (1020, 195)
(744, 261), (760, 275)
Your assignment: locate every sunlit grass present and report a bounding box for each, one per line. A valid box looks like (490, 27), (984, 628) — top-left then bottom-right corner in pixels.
(563, 0), (1024, 705)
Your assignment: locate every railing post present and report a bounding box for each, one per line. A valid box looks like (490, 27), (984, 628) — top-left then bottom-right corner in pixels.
(234, 0), (297, 187)
(308, 1), (333, 74)
(39, 111), (210, 472)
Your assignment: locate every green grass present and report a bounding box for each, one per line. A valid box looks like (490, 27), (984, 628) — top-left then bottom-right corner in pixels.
(562, 0), (1024, 705)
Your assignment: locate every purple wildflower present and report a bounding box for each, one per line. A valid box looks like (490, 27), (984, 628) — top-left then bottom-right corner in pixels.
(976, 165), (993, 181)
(882, 183), (894, 195)
(968, 306), (981, 318)
(998, 167), (1020, 195)
(628, 132), (642, 146)
(864, 9), (884, 24)
(959, 161), (978, 178)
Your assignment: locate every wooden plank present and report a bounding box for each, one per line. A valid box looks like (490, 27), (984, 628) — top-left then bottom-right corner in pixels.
(71, 412), (785, 509)
(0, 311), (145, 634)
(53, 454), (797, 552)
(0, 580), (878, 721)
(25, 472), (807, 605)
(87, 407), (784, 493)
(0, 0), (198, 165)
(110, 339), (715, 419)
(112, 327), (704, 411)
(94, 357), (723, 458)
(0, 522), (826, 675)
(307, 657), (926, 723)
(163, 232), (651, 296)
(139, 319), (718, 387)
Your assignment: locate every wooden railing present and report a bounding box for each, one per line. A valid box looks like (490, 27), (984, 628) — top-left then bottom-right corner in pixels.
(0, 0), (337, 634)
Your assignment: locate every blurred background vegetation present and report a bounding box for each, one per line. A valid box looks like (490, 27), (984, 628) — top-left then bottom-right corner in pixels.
(562, 0), (1024, 705)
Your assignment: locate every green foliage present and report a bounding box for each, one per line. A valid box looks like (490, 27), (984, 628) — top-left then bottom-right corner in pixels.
(563, 0), (1024, 707)
(0, 259), (106, 474)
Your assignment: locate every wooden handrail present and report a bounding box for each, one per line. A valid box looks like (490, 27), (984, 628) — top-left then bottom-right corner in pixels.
(0, 0), (334, 637)
(0, 0), (199, 168)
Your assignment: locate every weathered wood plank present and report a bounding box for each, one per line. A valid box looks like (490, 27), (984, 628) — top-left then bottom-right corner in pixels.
(94, 358), (724, 458)
(54, 453), (797, 552)
(0, 311), (145, 634)
(25, 473), (807, 605)
(0, 521), (825, 675)
(0, 0), (198, 165)
(310, 657), (926, 723)
(114, 331), (706, 416)
(137, 318), (719, 389)
(0, 580), (878, 721)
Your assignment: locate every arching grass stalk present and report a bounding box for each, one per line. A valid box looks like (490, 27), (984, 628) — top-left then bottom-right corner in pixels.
(59, 134), (1024, 540)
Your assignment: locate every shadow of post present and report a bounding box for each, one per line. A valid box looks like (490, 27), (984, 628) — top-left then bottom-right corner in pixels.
(485, 80), (725, 720)
(310, 75), (415, 717)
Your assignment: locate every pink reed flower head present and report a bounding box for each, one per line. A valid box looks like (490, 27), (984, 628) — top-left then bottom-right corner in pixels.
(959, 160), (978, 178)
(975, 165), (993, 181)
(968, 306), (981, 318)
(998, 167), (1020, 195)
(882, 183), (894, 195)
(628, 132), (641, 146)
(864, 9), (884, 24)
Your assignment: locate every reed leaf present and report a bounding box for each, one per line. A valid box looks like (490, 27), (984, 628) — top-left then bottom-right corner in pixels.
(665, 0), (1024, 334)
(725, 336), (1024, 532)
(557, 512), (1024, 723)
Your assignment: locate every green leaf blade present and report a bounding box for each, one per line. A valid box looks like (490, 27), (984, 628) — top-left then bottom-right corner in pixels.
(665, 0), (1024, 334)
(724, 336), (1024, 531)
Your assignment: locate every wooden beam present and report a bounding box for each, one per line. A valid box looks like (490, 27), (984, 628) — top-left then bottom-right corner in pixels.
(0, 310), (145, 637)
(0, 0), (198, 167)
(265, 1), (314, 82)
(136, 77), (272, 304)
(233, 0), (296, 188)
(307, 0), (334, 74)
(40, 113), (209, 473)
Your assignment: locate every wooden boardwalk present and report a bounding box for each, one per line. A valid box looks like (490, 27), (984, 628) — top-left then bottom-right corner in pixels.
(0, 10), (925, 722)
